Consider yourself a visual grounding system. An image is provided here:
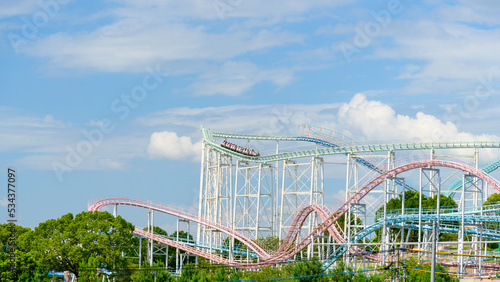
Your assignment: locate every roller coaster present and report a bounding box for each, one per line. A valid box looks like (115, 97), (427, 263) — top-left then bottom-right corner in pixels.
(88, 124), (500, 278)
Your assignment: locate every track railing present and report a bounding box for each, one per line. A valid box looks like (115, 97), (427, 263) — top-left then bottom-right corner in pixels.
(89, 159), (500, 269)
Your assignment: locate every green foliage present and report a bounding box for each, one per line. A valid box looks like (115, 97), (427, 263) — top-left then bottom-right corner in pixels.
(484, 193), (500, 249)
(131, 226), (171, 267)
(170, 230), (193, 241)
(17, 266), (52, 282)
(168, 231), (196, 268)
(379, 190), (457, 213)
(257, 235), (282, 251)
(404, 258), (459, 282)
(78, 255), (100, 281)
(25, 211), (135, 278)
(0, 224), (40, 282)
(165, 258), (456, 282)
(327, 261), (356, 282)
(485, 192), (500, 206)
(375, 190), (458, 242)
(142, 226), (169, 237)
(177, 263), (209, 282)
(335, 213), (363, 233)
(213, 267), (228, 281)
(131, 262), (174, 282)
(291, 258), (326, 282)
(425, 194), (457, 209)
(0, 223), (31, 252)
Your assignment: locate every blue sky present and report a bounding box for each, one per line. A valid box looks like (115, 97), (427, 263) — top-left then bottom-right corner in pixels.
(1, 0), (500, 231)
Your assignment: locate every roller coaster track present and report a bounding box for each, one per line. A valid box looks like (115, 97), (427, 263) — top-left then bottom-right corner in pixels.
(207, 124), (499, 193)
(203, 128), (500, 163)
(322, 212), (500, 269)
(89, 159), (500, 269)
(267, 160), (500, 264)
(87, 197), (271, 261)
(205, 126), (500, 193)
(446, 159), (500, 197)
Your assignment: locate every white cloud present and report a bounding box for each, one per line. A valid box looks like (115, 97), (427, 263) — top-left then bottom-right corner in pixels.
(138, 103), (340, 137)
(22, 18), (304, 73)
(0, 108), (148, 171)
(0, 108), (72, 153)
(98, 159), (127, 170)
(370, 17), (500, 95)
(187, 61), (294, 96)
(0, 0), (40, 19)
(0, 197), (8, 207)
(114, 0), (351, 20)
(140, 94), (500, 161)
(438, 1), (500, 26)
(147, 131), (202, 161)
(336, 93), (499, 144)
(4, 96), (500, 169)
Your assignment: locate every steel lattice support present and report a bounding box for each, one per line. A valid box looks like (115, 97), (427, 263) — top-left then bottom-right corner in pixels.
(233, 162), (274, 239)
(279, 157), (324, 244)
(458, 173), (485, 276)
(418, 168), (441, 256)
(197, 142), (233, 250)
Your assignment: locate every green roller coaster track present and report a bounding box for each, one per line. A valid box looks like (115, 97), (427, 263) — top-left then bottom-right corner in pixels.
(202, 128), (500, 163)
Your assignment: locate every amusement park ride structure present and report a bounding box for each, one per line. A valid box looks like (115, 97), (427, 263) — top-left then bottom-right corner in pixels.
(88, 124), (500, 278)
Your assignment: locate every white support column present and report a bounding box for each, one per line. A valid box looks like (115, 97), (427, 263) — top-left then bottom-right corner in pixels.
(147, 209), (154, 267)
(458, 173), (484, 276)
(197, 142), (207, 244)
(458, 174), (466, 275)
(176, 219), (191, 273)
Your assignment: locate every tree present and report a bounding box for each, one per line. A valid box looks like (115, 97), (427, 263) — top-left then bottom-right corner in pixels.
(0, 223), (40, 282)
(424, 194), (457, 209)
(484, 193), (500, 249)
(131, 262), (174, 282)
(168, 231), (195, 268)
(375, 190), (457, 242)
(23, 211), (135, 279)
(328, 260), (354, 282)
(484, 193), (500, 206)
(128, 226), (169, 267)
(335, 212), (363, 233)
(256, 235), (282, 252)
(78, 255), (101, 281)
(291, 258), (326, 282)
(177, 263), (209, 282)
(404, 257), (459, 282)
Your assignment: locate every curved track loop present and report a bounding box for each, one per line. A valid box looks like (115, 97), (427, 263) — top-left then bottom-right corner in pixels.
(88, 160), (500, 269)
(87, 197), (270, 261)
(269, 160), (500, 263)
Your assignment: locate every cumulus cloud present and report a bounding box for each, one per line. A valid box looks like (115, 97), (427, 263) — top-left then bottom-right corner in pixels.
(336, 93), (498, 144)
(147, 131), (202, 161)
(140, 94), (500, 162)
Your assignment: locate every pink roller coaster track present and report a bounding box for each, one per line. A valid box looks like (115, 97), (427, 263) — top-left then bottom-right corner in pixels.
(88, 160), (500, 269)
